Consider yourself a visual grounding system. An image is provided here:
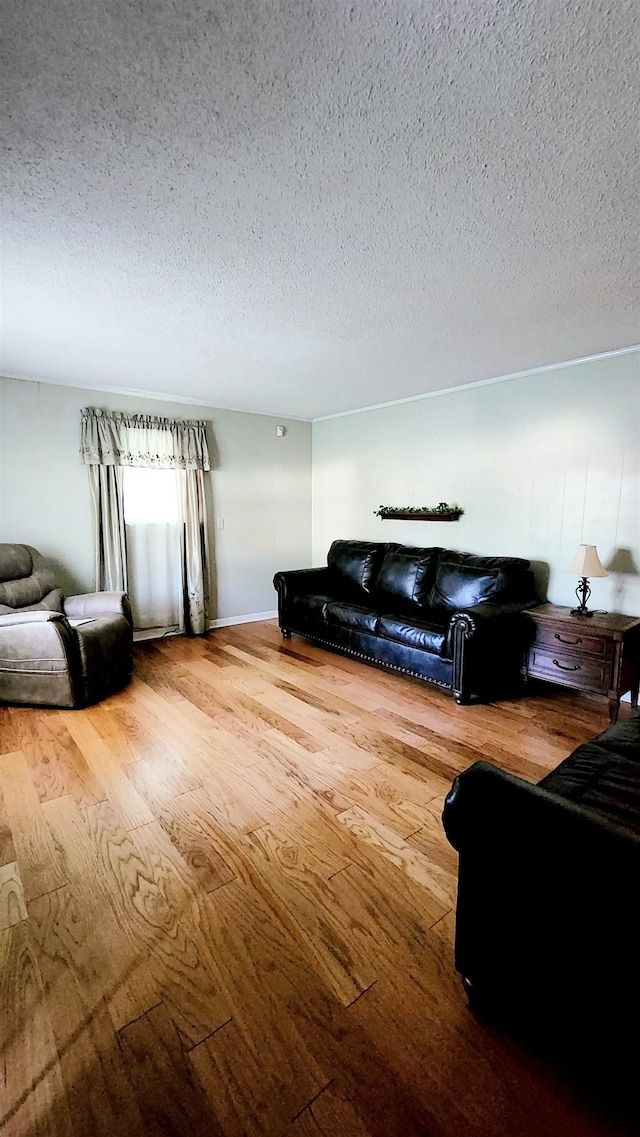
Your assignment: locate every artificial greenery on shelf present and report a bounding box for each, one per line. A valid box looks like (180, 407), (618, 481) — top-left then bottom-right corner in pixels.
(374, 502), (463, 518)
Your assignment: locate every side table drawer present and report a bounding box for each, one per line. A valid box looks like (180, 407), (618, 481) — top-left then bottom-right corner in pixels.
(524, 604), (640, 723)
(532, 624), (610, 659)
(528, 647), (611, 692)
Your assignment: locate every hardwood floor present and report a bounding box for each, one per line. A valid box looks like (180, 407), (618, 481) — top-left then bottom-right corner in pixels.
(0, 621), (633, 1136)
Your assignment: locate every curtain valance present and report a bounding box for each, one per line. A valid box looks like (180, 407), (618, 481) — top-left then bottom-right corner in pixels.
(80, 408), (211, 470)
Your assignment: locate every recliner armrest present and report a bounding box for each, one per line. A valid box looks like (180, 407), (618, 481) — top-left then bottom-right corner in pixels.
(0, 610), (66, 627)
(64, 591), (132, 624)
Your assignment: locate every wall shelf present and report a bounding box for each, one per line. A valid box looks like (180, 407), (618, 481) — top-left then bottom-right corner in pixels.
(375, 507), (463, 521)
(379, 512), (462, 521)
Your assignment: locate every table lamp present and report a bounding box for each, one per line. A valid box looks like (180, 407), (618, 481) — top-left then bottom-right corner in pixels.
(564, 544), (608, 616)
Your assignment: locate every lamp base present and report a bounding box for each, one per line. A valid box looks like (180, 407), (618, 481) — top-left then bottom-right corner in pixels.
(571, 576), (592, 617)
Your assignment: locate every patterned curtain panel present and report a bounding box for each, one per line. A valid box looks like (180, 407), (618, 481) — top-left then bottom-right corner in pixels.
(177, 468), (211, 635)
(80, 407), (211, 470)
(87, 464), (128, 592)
(81, 408), (212, 633)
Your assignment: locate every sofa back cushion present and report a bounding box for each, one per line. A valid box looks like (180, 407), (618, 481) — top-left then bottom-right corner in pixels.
(428, 551), (532, 610)
(327, 540), (387, 599)
(375, 546), (441, 610)
(0, 543), (62, 614)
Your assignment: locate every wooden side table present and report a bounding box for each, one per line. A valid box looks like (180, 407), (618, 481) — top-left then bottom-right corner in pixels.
(525, 604), (640, 723)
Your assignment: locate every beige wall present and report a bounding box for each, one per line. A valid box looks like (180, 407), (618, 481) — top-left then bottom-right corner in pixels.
(312, 351), (640, 615)
(3, 351), (638, 627)
(0, 377), (312, 621)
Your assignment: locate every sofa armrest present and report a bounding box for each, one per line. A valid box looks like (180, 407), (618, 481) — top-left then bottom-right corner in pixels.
(443, 758), (638, 852)
(0, 610), (66, 628)
(443, 760), (640, 1013)
(273, 567), (332, 604)
(447, 601), (536, 703)
(449, 598), (538, 633)
(64, 591), (132, 625)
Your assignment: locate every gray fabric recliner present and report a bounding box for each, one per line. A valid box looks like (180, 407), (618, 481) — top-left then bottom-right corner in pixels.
(0, 544), (133, 708)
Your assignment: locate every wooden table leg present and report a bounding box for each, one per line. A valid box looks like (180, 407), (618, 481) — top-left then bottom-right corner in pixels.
(608, 696), (620, 724)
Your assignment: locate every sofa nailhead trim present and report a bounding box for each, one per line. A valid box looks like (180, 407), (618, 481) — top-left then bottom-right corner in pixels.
(281, 628), (452, 692)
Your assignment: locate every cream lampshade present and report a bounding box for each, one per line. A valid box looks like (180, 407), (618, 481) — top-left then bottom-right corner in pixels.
(564, 544), (608, 616)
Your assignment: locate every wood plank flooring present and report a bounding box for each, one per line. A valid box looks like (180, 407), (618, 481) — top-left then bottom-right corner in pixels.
(0, 621), (634, 1136)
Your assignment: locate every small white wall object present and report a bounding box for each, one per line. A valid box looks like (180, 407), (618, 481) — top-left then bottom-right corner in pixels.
(276, 425), (286, 437)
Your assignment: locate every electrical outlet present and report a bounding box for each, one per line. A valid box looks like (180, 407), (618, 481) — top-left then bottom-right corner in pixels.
(215, 518), (224, 530)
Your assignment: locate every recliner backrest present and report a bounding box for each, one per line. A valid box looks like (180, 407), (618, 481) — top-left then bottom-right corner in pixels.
(0, 544), (63, 615)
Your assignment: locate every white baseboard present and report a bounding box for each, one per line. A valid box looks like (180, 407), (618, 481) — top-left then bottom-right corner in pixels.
(133, 626), (180, 642)
(133, 611), (277, 640)
(209, 610), (277, 629)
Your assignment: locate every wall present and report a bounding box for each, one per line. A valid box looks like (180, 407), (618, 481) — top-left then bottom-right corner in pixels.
(2, 351), (638, 627)
(312, 351), (640, 615)
(0, 377), (312, 622)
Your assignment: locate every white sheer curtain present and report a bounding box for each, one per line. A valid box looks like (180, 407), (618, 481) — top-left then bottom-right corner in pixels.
(126, 524), (181, 630)
(123, 468), (181, 632)
(81, 408), (212, 635)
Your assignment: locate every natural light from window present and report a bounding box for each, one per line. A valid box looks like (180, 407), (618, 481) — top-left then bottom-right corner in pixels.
(123, 467), (181, 630)
(123, 467), (179, 524)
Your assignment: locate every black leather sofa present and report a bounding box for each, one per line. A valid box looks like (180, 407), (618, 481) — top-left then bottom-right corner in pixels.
(273, 540), (537, 705)
(443, 710), (640, 1107)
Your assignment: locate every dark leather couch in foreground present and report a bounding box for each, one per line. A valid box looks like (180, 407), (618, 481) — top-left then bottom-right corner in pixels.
(274, 540), (537, 705)
(443, 710), (640, 1108)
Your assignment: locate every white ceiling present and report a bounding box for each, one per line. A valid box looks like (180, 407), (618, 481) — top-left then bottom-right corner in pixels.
(2, 1), (639, 420)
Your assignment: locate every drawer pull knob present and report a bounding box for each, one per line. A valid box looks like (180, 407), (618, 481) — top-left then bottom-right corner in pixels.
(553, 659), (581, 672)
(555, 633), (582, 646)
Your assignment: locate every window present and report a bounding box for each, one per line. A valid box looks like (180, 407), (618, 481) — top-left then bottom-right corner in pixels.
(123, 467), (181, 632)
(123, 467), (179, 524)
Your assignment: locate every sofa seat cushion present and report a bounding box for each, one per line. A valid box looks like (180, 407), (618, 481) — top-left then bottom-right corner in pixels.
(378, 613), (449, 657)
(539, 741), (640, 832)
(591, 715), (640, 761)
(539, 742), (614, 798)
(375, 546), (441, 610)
(326, 601), (379, 634)
(290, 593), (332, 622)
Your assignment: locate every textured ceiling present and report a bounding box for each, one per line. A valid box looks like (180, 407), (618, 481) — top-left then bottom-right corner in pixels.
(1, 0), (639, 419)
